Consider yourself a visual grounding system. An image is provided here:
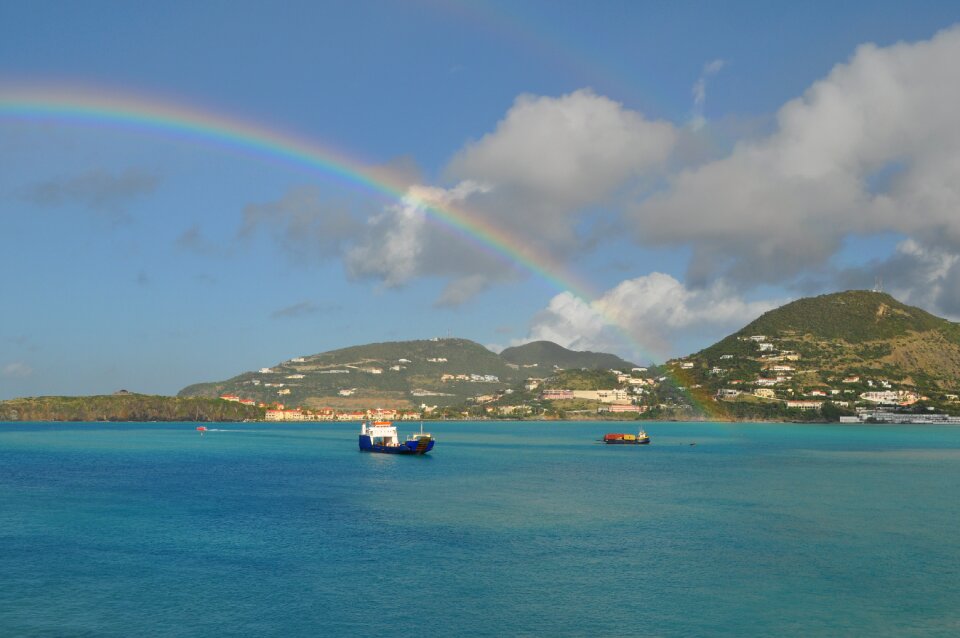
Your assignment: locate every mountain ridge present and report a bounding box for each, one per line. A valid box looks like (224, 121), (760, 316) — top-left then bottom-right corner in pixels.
(177, 337), (636, 409)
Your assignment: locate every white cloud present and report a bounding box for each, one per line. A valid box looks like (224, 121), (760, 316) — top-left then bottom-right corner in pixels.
(518, 273), (781, 362)
(448, 89), (676, 213)
(691, 59), (726, 130)
(631, 25), (960, 301)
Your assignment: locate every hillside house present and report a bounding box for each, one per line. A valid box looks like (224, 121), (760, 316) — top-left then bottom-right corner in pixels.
(786, 400), (823, 410)
(599, 404), (643, 413)
(861, 390), (919, 406)
(524, 379), (543, 391)
(573, 389), (630, 404)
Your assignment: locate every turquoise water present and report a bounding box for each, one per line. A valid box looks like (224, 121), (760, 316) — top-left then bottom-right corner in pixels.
(1, 421), (959, 637)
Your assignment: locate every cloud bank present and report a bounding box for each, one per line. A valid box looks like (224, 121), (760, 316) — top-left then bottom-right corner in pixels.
(631, 25), (960, 307)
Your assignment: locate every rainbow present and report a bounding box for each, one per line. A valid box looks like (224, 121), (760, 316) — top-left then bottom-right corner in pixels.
(0, 82), (723, 416)
(0, 83), (595, 294)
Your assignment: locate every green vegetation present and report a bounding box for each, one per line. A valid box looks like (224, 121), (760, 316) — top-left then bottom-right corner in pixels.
(684, 290), (960, 420)
(500, 340), (635, 370)
(710, 291), (951, 347)
(0, 394), (264, 422)
(545, 369), (620, 390)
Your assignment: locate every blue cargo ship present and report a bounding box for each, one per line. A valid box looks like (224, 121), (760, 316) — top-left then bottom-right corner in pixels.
(359, 421), (435, 455)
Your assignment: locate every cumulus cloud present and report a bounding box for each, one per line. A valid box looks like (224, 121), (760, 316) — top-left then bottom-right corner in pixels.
(23, 168), (158, 222)
(517, 273), (781, 362)
(630, 25), (960, 305)
(449, 89), (676, 210)
(239, 185), (363, 261)
(446, 90), (677, 250)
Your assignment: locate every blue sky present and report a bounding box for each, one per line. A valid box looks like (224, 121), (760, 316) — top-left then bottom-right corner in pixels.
(4, 1), (960, 399)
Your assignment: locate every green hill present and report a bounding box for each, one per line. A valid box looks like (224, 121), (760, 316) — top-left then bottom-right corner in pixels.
(677, 290), (960, 418)
(179, 338), (525, 409)
(500, 340), (636, 371)
(178, 338), (640, 410)
(0, 394), (263, 422)
(709, 290), (959, 346)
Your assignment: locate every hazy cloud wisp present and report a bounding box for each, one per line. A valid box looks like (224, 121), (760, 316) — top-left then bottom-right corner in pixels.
(22, 168), (159, 222)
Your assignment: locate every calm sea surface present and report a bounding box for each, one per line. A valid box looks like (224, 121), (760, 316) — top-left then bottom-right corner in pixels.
(1, 420), (959, 637)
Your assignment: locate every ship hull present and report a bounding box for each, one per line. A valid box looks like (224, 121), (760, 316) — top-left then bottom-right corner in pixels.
(604, 439), (650, 445)
(359, 435), (435, 455)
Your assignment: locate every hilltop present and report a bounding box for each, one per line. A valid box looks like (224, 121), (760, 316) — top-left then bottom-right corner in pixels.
(500, 340), (636, 371)
(672, 290), (960, 419)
